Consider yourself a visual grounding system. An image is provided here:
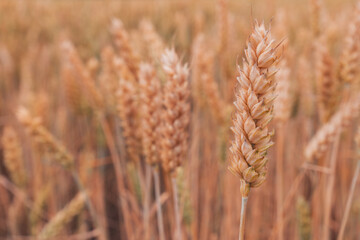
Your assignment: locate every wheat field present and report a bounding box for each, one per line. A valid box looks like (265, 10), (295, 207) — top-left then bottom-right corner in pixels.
(1, 0), (360, 239)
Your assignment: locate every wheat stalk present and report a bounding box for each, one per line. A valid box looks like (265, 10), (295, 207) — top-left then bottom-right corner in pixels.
(228, 20), (280, 240)
(274, 57), (291, 240)
(336, 127), (360, 240)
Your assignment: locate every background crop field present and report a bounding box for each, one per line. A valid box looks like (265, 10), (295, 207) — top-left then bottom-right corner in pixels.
(0, 0), (359, 239)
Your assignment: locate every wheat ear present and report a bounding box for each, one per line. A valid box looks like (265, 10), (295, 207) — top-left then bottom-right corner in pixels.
(1, 126), (27, 188)
(338, 3), (360, 86)
(111, 18), (139, 80)
(17, 107), (74, 170)
(160, 49), (190, 173)
(228, 21), (280, 240)
(139, 63), (162, 165)
(305, 95), (360, 160)
(115, 58), (141, 163)
(193, 34), (226, 123)
(38, 192), (86, 239)
(61, 41), (104, 110)
(315, 37), (338, 123)
(139, 20), (165, 61)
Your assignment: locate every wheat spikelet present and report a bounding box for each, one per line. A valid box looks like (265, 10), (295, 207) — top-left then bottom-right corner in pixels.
(160, 49), (190, 173)
(296, 196), (312, 240)
(338, 3), (360, 86)
(315, 37), (338, 123)
(16, 107), (74, 170)
(111, 18), (139, 80)
(274, 58), (292, 122)
(305, 95), (360, 159)
(139, 63), (162, 165)
(139, 20), (165, 61)
(61, 41), (104, 110)
(229, 21), (280, 197)
(38, 192), (86, 239)
(115, 58), (141, 162)
(1, 126), (27, 188)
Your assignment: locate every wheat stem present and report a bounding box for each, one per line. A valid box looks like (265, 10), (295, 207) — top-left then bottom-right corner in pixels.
(153, 167), (166, 240)
(71, 170), (103, 237)
(143, 164), (152, 240)
(276, 124), (285, 240)
(322, 128), (341, 240)
(172, 177), (182, 240)
(99, 115), (134, 239)
(239, 195), (248, 240)
(337, 160), (360, 240)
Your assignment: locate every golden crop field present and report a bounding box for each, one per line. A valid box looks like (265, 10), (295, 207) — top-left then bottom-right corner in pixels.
(0, 0), (359, 239)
